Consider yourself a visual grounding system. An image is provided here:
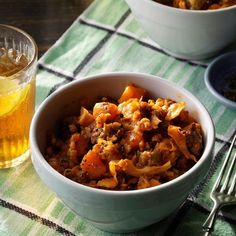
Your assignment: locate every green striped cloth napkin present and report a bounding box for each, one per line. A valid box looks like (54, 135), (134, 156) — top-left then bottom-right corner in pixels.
(1, 0), (236, 235)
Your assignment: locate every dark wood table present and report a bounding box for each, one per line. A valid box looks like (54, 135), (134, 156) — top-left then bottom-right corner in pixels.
(1, 0), (94, 57)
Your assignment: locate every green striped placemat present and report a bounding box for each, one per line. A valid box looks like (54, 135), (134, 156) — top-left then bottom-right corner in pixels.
(0, 0), (236, 235)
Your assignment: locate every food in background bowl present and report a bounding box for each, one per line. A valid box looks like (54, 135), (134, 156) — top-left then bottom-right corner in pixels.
(153, 0), (236, 10)
(30, 73), (214, 233)
(204, 51), (236, 110)
(45, 84), (203, 191)
(125, 0), (236, 60)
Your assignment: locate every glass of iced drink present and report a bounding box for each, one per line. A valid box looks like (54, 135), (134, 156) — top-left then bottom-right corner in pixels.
(0, 24), (37, 168)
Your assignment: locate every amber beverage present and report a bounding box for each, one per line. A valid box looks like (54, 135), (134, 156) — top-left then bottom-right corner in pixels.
(0, 25), (37, 168)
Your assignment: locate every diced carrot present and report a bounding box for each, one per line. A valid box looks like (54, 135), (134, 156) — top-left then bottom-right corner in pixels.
(93, 102), (119, 119)
(78, 107), (95, 126)
(80, 150), (106, 179)
(118, 85), (146, 103)
(76, 135), (88, 157)
(70, 133), (88, 157)
(149, 179), (161, 187)
(93, 102), (119, 127)
(208, 4), (221, 9)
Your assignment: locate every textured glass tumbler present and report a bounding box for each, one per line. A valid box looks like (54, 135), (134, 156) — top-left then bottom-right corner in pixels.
(0, 24), (38, 168)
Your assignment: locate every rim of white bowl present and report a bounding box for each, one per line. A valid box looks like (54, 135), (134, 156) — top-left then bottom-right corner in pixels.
(30, 72), (215, 196)
(141, 0), (236, 13)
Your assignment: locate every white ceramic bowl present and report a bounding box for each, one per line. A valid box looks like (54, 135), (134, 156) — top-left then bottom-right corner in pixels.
(125, 0), (236, 60)
(30, 72), (215, 233)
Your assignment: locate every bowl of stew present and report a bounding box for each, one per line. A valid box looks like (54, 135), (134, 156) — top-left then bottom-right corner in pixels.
(125, 0), (236, 60)
(30, 72), (215, 233)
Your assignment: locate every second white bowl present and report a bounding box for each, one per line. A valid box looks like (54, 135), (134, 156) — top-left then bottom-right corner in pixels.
(126, 0), (236, 60)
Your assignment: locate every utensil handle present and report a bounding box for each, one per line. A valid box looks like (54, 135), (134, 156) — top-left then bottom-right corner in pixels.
(202, 202), (221, 234)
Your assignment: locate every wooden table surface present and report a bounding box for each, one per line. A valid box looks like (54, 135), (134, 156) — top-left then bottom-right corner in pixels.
(1, 0), (94, 57)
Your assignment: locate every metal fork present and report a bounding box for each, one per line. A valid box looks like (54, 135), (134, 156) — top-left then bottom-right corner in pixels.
(202, 133), (236, 235)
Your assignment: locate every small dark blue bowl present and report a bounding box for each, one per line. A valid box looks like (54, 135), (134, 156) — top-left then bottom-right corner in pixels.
(205, 51), (236, 110)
